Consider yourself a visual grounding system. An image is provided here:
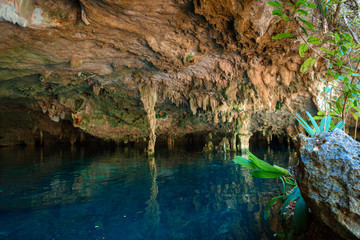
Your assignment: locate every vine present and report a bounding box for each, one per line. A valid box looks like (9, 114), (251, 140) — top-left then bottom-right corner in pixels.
(268, 0), (360, 134)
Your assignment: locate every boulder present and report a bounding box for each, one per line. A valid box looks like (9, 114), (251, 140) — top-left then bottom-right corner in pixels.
(295, 129), (360, 240)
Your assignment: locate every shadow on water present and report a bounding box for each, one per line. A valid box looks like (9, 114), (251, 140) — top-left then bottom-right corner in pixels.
(0, 144), (296, 240)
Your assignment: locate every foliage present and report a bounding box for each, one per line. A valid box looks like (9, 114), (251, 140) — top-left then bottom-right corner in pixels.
(234, 151), (309, 238)
(295, 111), (345, 136)
(267, 0), (360, 133)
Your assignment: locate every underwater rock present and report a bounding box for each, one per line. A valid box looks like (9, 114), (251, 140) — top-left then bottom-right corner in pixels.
(295, 129), (360, 240)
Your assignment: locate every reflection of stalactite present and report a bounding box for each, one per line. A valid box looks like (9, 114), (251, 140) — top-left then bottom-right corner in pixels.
(40, 146), (43, 164)
(144, 157), (161, 234)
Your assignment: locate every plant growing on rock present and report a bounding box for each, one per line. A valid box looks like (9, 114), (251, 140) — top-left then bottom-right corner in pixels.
(268, 0), (360, 133)
(295, 111), (345, 135)
(234, 152), (308, 239)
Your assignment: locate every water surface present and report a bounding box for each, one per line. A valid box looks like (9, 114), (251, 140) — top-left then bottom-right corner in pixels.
(0, 145), (295, 240)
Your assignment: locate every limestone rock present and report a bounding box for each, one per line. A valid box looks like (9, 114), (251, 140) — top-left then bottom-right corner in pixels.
(0, 0), (321, 145)
(295, 129), (360, 240)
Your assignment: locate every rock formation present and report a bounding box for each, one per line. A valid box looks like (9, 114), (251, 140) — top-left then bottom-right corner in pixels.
(295, 129), (360, 240)
(0, 0), (326, 149)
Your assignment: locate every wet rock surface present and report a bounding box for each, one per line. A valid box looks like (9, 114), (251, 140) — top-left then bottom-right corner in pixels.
(295, 129), (360, 240)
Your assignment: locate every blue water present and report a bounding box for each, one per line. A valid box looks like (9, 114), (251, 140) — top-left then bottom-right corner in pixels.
(0, 145), (295, 240)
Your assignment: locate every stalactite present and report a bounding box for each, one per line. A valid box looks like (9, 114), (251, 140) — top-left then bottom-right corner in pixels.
(231, 133), (237, 152)
(239, 135), (251, 153)
(70, 135), (77, 146)
(189, 98), (197, 115)
(236, 116), (252, 153)
(139, 82), (157, 156)
(167, 136), (174, 151)
(80, 132), (85, 143)
(40, 130), (43, 145)
(218, 137), (230, 152)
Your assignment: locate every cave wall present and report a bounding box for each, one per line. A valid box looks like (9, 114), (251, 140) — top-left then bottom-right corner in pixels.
(0, 0), (322, 147)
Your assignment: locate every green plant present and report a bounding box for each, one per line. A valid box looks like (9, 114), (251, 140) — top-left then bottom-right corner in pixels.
(295, 111), (345, 136)
(234, 151), (309, 238)
(268, 0), (360, 132)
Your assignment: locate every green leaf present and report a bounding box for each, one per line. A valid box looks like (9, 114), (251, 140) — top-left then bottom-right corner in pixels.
(283, 2), (294, 6)
(260, 196), (283, 222)
(300, 57), (316, 72)
(281, 187), (301, 218)
(298, 17), (314, 31)
(250, 171), (284, 178)
(296, 9), (309, 16)
(330, 120), (335, 129)
(319, 117), (325, 132)
(334, 120), (345, 129)
(295, 0), (306, 7)
(335, 59), (343, 67)
(319, 47), (334, 57)
(273, 165), (292, 176)
(335, 32), (340, 42)
(292, 197), (309, 234)
(233, 156), (260, 171)
(262, 195), (283, 221)
(247, 151), (283, 173)
(280, 177), (286, 196)
(274, 19), (282, 25)
(272, 32), (294, 40)
(266, 195), (284, 207)
(319, 116), (331, 132)
(325, 116), (331, 132)
(352, 112), (360, 119)
(301, 26), (308, 37)
(341, 32), (353, 42)
(283, 177), (296, 185)
(306, 111), (320, 133)
(279, 14), (292, 22)
(272, 9), (283, 15)
(336, 97), (343, 111)
(306, 2), (317, 9)
(299, 43), (308, 57)
(307, 36), (322, 44)
(341, 45), (348, 54)
(296, 113), (316, 136)
(267, 1), (282, 7)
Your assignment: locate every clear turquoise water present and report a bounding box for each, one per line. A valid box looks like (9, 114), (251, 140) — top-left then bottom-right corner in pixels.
(0, 145), (294, 240)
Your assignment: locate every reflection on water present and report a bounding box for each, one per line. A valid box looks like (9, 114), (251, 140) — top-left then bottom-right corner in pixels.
(0, 145), (295, 240)
(144, 157), (161, 237)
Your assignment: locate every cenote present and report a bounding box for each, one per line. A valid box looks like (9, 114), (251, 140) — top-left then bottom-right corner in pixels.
(1, 0), (360, 239)
(0, 143), (295, 240)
